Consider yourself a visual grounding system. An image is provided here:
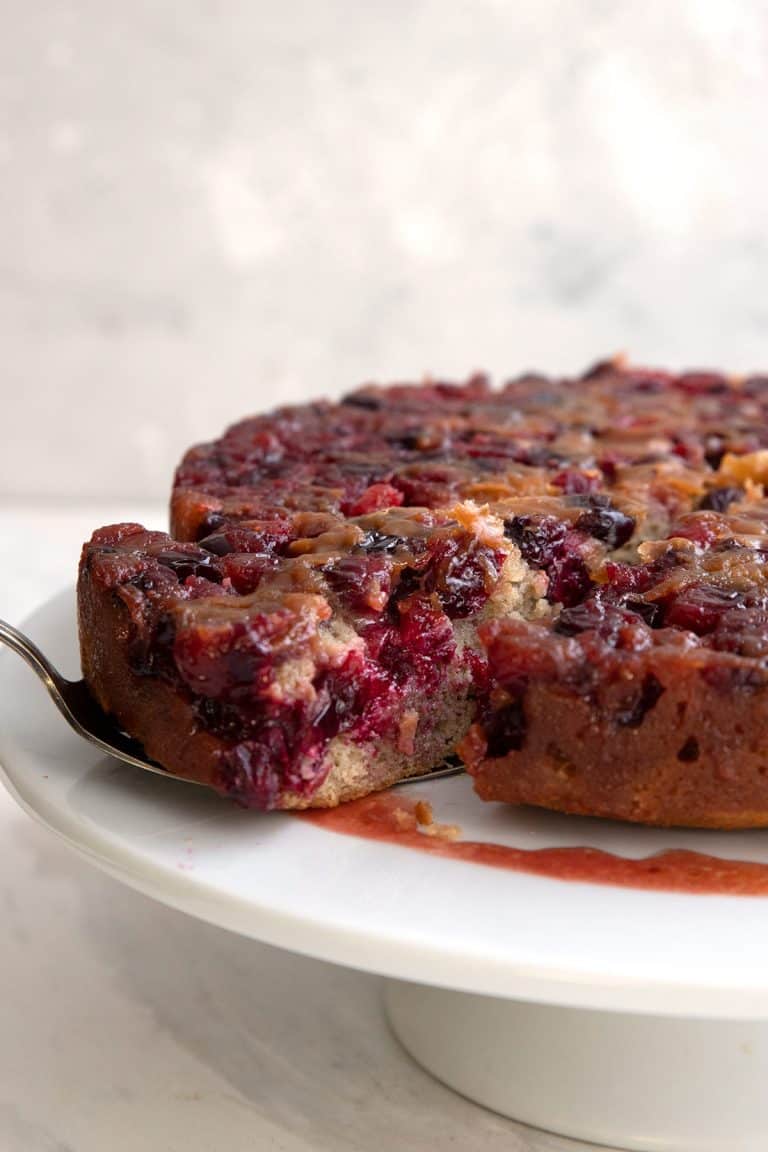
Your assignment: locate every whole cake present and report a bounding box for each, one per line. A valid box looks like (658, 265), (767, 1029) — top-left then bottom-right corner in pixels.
(78, 357), (768, 825)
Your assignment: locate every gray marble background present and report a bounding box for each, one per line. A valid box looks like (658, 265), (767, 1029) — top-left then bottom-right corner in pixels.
(3, 1), (768, 500)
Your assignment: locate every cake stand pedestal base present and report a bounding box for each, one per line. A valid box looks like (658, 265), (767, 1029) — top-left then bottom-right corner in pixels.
(384, 979), (768, 1152)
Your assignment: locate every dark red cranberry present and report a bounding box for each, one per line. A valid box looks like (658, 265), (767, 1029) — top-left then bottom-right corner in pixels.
(367, 595), (455, 692)
(702, 665), (768, 693)
(672, 516), (722, 548)
(622, 598), (663, 627)
(547, 551), (592, 608)
(676, 372), (727, 396)
(173, 610), (309, 699)
(221, 741), (284, 808)
(221, 554), (277, 595)
(709, 607), (768, 658)
(342, 393), (383, 410)
(219, 709), (330, 809)
(484, 698), (526, 757)
(397, 595), (455, 665)
(503, 515), (567, 567)
(664, 584), (743, 635)
(603, 561), (646, 595)
(463, 648), (491, 694)
(505, 517), (592, 606)
(597, 455), (620, 483)
(341, 483), (404, 517)
(325, 555), (392, 613)
(422, 537), (504, 618)
(626, 372), (671, 394)
(698, 486), (743, 513)
(555, 599), (608, 636)
(245, 429), (285, 465)
(324, 652), (397, 742)
(197, 511), (227, 537)
(671, 433), (705, 465)
(359, 619), (396, 664)
(576, 502), (635, 548)
(92, 523), (148, 547)
(603, 554), (673, 595)
(392, 467), (462, 507)
(614, 674), (664, 728)
(201, 523), (292, 556)
(464, 434), (520, 461)
(183, 574), (230, 598)
(555, 600), (643, 644)
(126, 566), (189, 598)
(155, 548), (222, 583)
(552, 469), (601, 495)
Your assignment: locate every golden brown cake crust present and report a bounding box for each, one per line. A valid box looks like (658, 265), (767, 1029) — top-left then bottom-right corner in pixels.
(460, 654), (768, 830)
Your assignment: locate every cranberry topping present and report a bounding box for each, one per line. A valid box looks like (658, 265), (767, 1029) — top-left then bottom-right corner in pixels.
(219, 713), (328, 810)
(386, 594), (456, 689)
(173, 609), (313, 700)
(551, 469), (601, 495)
(546, 552), (592, 607)
(391, 466), (463, 507)
(707, 607), (768, 658)
(325, 555), (392, 613)
(341, 483), (404, 517)
(155, 548), (223, 583)
(221, 554), (278, 595)
(82, 361), (768, 808)
(670, 515), (723, 549)
(663, 585), (744, 635)
(555, 600), (651, 648)
(503, 515), (592, 607)
(200, 521), (294, 556)
(421, 537), (505, 618)
(503, 515), (566, 568)
(574, 497), (635, 549)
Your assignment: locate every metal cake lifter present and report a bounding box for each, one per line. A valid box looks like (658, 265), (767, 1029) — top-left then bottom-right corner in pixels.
(0, 618), (463, 788)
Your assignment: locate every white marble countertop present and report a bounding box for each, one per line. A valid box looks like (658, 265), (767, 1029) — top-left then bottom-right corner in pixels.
(0, 502), (613, 1152)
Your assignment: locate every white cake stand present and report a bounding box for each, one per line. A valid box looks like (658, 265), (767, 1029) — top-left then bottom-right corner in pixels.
(3, 590), (768, 1152)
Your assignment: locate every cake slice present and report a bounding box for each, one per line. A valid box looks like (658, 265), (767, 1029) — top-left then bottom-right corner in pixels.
(79, 506), (545, 808)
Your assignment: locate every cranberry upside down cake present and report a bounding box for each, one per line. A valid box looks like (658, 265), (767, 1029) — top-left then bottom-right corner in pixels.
(78, 357), (768, 826)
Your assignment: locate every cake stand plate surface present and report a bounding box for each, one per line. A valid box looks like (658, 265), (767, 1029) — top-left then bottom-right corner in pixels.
(3, 590), (768, 1152)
